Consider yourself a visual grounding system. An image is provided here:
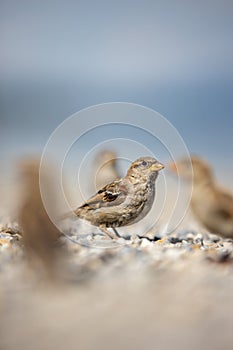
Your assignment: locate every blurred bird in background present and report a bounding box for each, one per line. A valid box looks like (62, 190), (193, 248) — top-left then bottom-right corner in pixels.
(94, 150), (121, 190)
(18, 158), (63, 279)
(169, 156), (233, 238)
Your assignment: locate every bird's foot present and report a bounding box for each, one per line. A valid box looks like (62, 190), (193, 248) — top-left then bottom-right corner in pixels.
(99, 225), (116, 240)
(99, 226), (130, 240)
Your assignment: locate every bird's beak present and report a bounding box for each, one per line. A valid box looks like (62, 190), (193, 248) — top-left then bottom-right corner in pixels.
(150, 162), (164, 171)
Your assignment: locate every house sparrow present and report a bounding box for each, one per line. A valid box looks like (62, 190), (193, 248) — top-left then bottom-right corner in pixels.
(94, 150), (120, 190)
(169, 156), (233, 238)
(64, 157), (164, 239)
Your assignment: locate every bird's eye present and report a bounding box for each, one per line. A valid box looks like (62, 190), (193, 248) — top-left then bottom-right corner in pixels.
(141, 160), (148, 166)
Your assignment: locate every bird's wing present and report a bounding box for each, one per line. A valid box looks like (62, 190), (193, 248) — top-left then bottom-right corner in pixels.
(202, 189), (233, 235)
(76, 178), (129, 211)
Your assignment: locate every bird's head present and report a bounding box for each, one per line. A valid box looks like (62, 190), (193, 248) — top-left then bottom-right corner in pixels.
(96, 150), (117, 164)
(95, 150), (118, 170)
(169, 156), (213, 185)
(127, 157), (164, 182)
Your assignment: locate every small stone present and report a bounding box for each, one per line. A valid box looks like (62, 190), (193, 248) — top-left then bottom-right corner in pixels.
(156, 236), (168, 245)
(194, 233), (204, 246)
(186, 233), (195, 241)
(0, 238), (12, 248)
(137, 233), (161, 242)
(87, 234), (94, 241)
(168, 237), (182, 244)
(130, 235), (141, 245)
(140, 238), (153, 248)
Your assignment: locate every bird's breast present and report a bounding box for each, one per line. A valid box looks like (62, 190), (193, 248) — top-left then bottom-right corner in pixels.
(125, 182), (155, 225)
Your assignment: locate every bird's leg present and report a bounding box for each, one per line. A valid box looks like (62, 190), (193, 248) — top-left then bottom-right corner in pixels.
(99, 225), (115, 239)
(112, 227), (122, 238)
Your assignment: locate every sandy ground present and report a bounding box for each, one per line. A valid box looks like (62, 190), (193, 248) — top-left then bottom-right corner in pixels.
(0, 158), (232, 350)
(0, 216), (233, 350)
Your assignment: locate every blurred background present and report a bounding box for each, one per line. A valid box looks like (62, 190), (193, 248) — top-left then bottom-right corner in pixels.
(1, 3), (233, 350)
(1, 0), (233, 186)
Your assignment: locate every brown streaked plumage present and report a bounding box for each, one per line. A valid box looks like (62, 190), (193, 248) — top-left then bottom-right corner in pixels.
(65, 157), (164, 239)
(169, 156), (233, 238)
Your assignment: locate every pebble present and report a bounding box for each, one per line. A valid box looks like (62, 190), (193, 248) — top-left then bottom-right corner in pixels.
(0, 232), (21, 247)
(0, 216), (232, 285)
(168, 236), (182, 244)
(0, 238), (12, 249)
(140, 238), (153, 248)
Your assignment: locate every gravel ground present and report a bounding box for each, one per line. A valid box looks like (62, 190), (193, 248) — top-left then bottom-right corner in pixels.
(0, 215), (233, 350)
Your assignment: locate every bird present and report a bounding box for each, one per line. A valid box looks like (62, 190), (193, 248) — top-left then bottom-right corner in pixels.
(94, 150), (120, 190)
(18, 158), (62, 278)
(64, 157), (164, 239)
(169, 156), (233, 238)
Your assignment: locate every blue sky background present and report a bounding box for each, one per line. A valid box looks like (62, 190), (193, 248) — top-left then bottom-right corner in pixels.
(0, 0), (233, 186)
